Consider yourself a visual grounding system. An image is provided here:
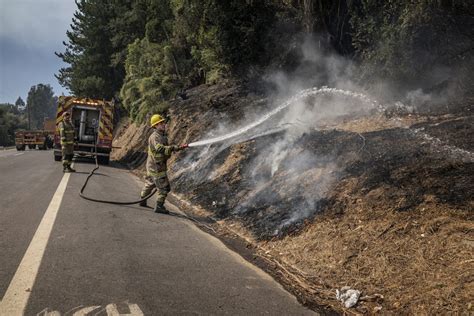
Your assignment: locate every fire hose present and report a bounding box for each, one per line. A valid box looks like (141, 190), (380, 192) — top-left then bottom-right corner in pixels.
(78, 139), (157, 205)
(77, 140), (216, 233)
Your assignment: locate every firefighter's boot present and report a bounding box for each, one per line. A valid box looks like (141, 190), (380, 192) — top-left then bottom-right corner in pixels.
(67, 166), (76, 172)
(154, 203), (169, 214)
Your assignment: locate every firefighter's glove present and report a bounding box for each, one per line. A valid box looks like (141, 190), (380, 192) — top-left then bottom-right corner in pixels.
(173, 144), (188, 152)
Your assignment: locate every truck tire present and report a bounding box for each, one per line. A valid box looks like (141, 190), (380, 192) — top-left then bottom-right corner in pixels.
(16, 145), (25, 151)
(97, 155), (110, 165)
(28, 144), (36, 150)
(54, 154), (62, 161)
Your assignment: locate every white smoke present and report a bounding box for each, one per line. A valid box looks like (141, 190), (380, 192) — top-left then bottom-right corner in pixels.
(175, 38), (381, 232)
(175, 35), (459, 234)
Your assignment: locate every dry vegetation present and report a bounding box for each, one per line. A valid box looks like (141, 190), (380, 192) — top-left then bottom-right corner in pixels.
(112, 82), (473, 314)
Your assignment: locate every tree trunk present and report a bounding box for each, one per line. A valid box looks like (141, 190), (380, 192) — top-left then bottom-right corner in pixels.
(303, 0), (314, 33)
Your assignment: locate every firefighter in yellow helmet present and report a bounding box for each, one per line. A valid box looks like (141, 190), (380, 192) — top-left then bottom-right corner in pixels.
(140, 114), (188, 213)
(58, 111), (76, 172)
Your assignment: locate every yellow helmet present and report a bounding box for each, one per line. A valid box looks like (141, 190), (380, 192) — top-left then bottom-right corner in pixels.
(150, 114), (165, 127)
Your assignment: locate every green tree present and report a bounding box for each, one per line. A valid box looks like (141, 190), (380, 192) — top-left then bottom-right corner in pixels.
(120, 0), (279, 122)
(0, 106), (10, 146)
(56, 0), (116, 98)
(56, 0), (146, 99)
(26, 84), (56, 130)
(15, 97), (26, 114)
(349, 0), (474, 89)
(0, 103), (27, 146)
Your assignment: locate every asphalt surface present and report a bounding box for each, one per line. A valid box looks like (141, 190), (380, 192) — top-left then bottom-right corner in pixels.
(0, 149), (315, 315)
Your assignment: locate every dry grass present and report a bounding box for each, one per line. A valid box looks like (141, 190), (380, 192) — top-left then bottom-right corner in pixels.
(268, 196), (473, 314)
(170, 110), (474, 314)
(333, 113), (427, 133)
(191, 187), (473, 314)
(208, 143), (248, 183)
(115, 100), (474, 314)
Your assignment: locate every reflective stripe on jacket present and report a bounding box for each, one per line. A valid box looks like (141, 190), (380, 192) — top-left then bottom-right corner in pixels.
(58, 121), (75, 145)
(146, 130), (176, 178)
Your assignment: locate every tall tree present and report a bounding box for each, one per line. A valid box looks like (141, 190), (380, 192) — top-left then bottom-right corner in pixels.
(56, 0), (115, 98)
(0, 103), (27, 146)
(56, 0), (145, 99)
(26, 84), (56, 129)
(15, 97), (26, 114)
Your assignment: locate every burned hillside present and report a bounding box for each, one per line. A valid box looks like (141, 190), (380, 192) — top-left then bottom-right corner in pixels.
(111, 79), (473, 314)
(167, 83), (472, 235)
(117, 80), (474, 314)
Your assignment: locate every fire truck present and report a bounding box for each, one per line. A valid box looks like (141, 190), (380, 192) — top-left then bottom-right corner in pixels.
(53, 96), (115, 164)
(15, 130), (49, 150)
(15, 117), (56, 150)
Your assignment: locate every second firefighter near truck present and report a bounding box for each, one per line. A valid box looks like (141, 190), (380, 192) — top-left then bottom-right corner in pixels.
(58, 112), (76, 173)
(140, 114), (188, 213)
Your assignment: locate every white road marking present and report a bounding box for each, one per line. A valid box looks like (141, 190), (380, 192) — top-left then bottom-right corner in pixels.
(36, 303), (143, 316)
(72, 305), (101, 315)
(106, 303), (144, 316)
(0, 168), (72, 315)
(36, 308), (61, 316)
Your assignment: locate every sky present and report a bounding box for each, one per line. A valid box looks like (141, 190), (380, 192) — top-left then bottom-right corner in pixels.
(0, 0), (77, 104)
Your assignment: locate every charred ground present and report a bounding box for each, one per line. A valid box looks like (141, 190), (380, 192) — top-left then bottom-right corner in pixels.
(113, 81), (473, 314)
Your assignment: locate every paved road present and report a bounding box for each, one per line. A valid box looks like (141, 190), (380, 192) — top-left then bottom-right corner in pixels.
(0, 150), (315, 315)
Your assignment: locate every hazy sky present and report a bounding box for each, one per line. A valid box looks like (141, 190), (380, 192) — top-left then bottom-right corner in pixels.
(0, 0), (77, 104)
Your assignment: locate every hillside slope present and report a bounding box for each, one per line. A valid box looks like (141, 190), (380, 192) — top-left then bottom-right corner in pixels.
(113, 81), (473, 314)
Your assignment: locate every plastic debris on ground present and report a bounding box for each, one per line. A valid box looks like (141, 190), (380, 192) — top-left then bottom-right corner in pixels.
(336, 286), (361, 308)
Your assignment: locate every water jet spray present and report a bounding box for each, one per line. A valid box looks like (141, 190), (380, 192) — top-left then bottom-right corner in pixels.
(188, 87), (379, 148)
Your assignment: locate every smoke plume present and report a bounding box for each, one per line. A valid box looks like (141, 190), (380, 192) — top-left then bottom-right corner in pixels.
(173, 35), (466, 236)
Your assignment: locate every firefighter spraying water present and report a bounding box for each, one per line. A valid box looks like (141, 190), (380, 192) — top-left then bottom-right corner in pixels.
(139, 114), (188, 213)
(80, 87), (378, 210)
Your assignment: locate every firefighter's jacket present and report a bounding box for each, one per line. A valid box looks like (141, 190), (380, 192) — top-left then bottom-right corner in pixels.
(146, 129), (177, 178)
(58, 121), (75, 146)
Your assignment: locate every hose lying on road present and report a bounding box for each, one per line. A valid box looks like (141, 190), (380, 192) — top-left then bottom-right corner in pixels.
(79, 148), (217, 234)
(78, 141), (217, 233)
(79, 140), (156, 205)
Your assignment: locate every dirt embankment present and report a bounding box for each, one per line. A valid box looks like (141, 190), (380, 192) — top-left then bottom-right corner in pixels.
(113, 81), (473, 315)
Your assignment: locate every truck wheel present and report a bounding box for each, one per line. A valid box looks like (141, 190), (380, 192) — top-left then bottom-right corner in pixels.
(28, 144), (36, 150)
(16, 145), (25, 151)
(97, 155), (110, 165)
(54, 154), (62, 161)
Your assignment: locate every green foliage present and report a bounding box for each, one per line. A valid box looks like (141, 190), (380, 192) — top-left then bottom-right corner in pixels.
(120, 38), (173, 122)
(58, 0), (280, 123)
(56, 0), (145, 99)
(206, 1), (276, 69)
(0, 104), (27, 146)
(15, 97), (25, 113)
(119, 0), (279, 122)
(349, 0), (474, 87)
(58, 0), (473, 123)
(26, 84), (57, 130)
